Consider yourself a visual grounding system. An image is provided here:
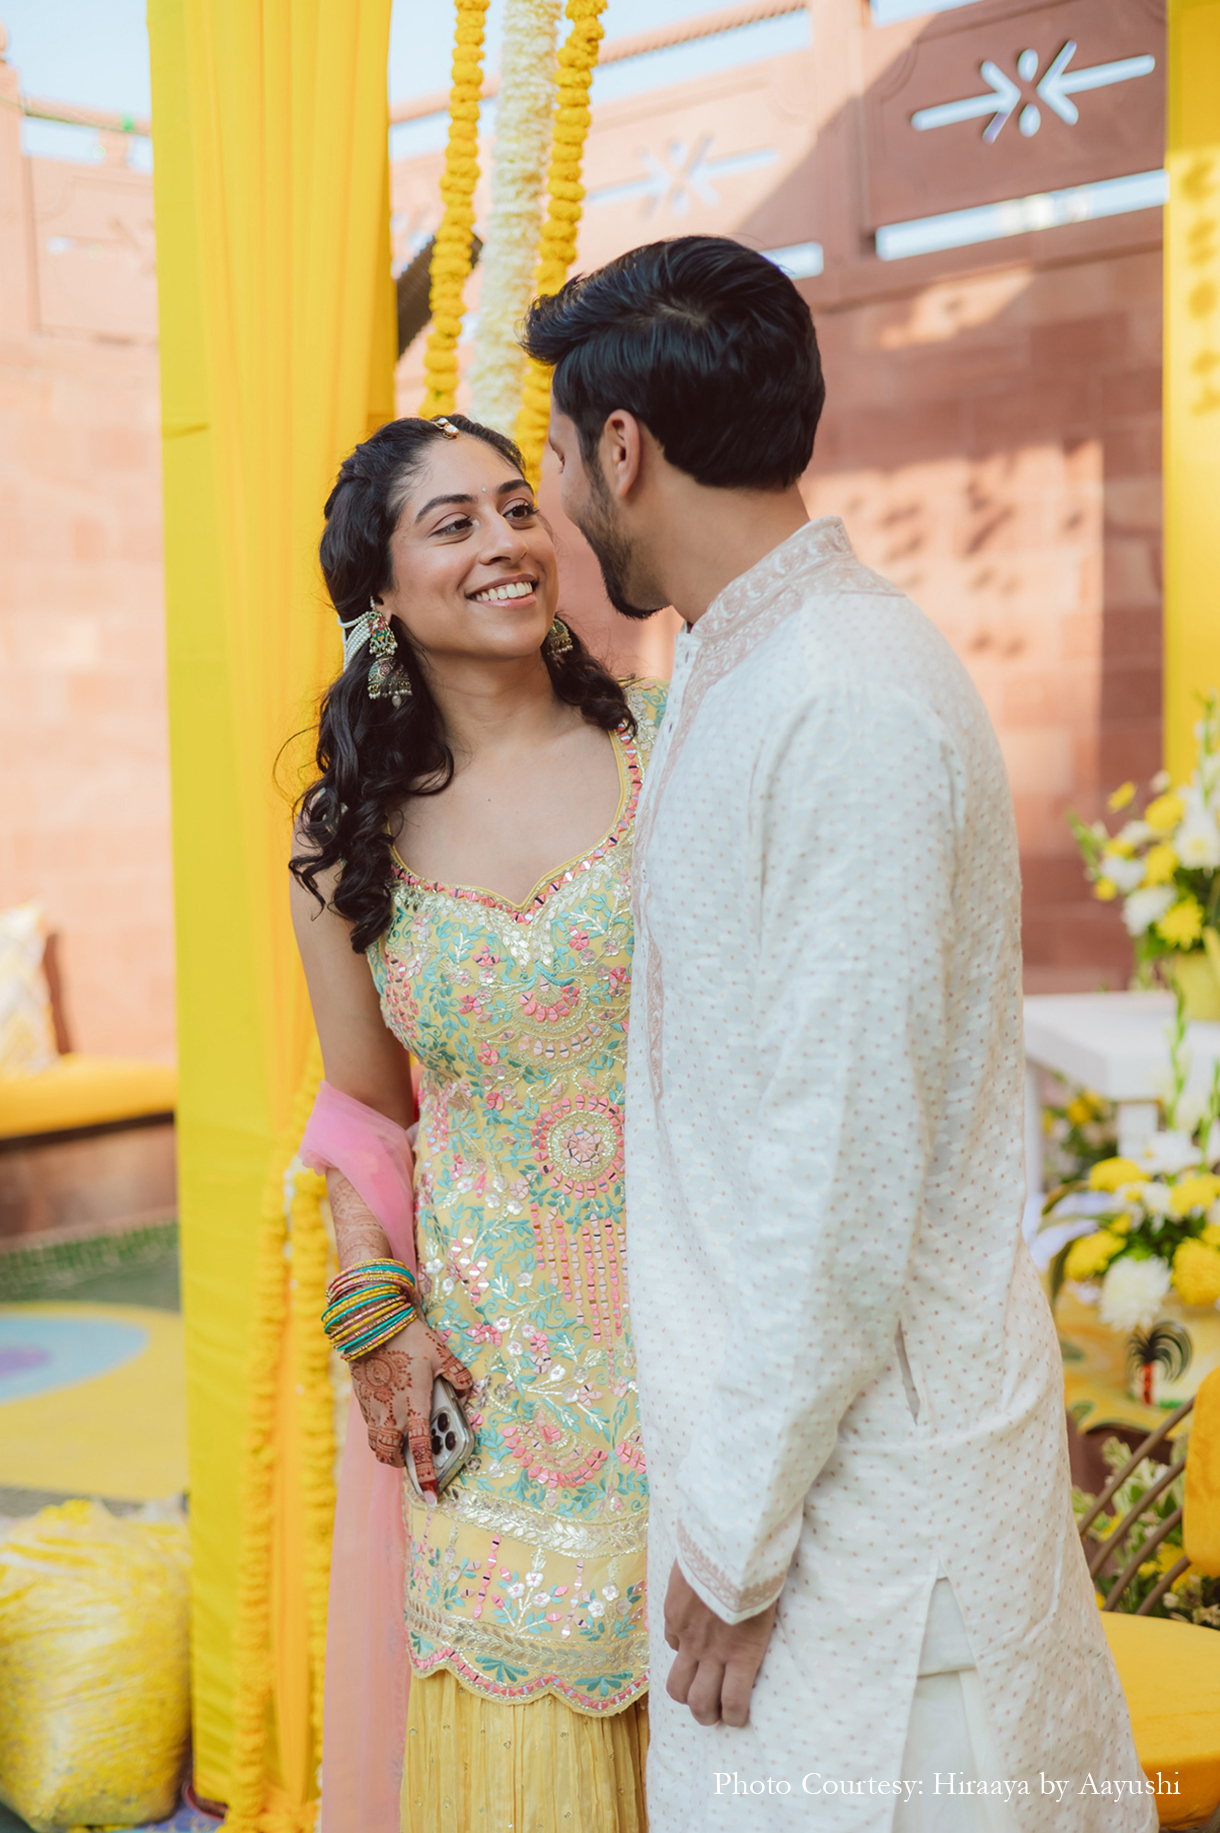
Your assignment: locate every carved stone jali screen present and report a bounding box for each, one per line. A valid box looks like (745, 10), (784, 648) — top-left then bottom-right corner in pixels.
(864, 0), (1167, 228)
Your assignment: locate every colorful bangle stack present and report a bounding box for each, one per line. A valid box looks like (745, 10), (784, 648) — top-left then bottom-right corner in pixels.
(321, 1258), (419, 1362)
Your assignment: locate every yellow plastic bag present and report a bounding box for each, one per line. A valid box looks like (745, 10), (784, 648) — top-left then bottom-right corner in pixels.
(0, 1500), (190, 1832)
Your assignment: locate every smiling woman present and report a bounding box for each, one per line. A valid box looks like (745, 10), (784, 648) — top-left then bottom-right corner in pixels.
(288, 411), (664, 1833)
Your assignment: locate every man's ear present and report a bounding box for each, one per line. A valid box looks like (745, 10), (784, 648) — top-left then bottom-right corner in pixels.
(599, 410), (645, 502)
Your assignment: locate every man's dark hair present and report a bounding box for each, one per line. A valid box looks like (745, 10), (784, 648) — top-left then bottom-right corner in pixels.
(522, 235), (825, 490)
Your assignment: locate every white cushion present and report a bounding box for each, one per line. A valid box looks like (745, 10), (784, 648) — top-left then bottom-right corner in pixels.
(0, 902), (58, 1076)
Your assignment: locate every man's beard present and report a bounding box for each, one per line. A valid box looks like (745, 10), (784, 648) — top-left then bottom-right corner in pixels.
(578, 475), (665, 621)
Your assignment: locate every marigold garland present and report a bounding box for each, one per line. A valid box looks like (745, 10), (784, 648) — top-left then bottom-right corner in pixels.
(289, 1165), (338, 1781)
(223, 1056), (328, 1833)
(468, 0), (562, 435)
(420, 0), (491, 417)
(515, 0), (609, 480)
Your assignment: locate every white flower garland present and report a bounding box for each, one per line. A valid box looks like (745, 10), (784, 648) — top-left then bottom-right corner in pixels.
(469, 0), (562, 435)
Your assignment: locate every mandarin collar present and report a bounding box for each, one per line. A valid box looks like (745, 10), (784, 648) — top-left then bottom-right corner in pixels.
(687, 516), (855, 645)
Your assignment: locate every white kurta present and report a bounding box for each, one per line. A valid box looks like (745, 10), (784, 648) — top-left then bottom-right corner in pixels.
(625, 519), (1154, 1833)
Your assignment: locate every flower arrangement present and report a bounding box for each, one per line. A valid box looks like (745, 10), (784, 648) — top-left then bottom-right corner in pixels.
(1042, 1079), (1118, 1189)
(420, 0), (491, 418)
(515, 0), (608, 480)
(1072, 691), (1220, 995)
(468, 0), (562, 435)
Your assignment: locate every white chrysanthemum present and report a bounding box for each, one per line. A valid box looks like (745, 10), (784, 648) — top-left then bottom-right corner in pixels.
(1122, 884), (1175, 936)
(1118, 819), (1155, 846)
(1175, 812), (1220, 869)
(1140, 1130), (1203, 1176)
(1099, 1254), (1171, 1332)
(1152, 769), (1172, 792)
(1100, 855), (1144, 893)
(1134, 1179), (1174, 1216)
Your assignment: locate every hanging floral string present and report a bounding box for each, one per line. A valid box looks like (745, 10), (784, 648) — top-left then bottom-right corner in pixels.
(420, 0), (491, 416)
(515, 0), (608, 480)
(468, 0), (562, 435)
(289, 1164), (338, 1775)
(223, 1052), (328, 1833)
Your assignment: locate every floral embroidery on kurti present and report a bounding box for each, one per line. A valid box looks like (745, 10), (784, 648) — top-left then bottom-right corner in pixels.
(369, 678), (666, 1715)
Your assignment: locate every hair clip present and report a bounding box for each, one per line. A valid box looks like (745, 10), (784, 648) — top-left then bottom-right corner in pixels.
(434, 417), (460, 440)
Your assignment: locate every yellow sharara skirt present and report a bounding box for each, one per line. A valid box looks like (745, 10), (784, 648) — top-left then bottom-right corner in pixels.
(402, 1669), (649, 1833)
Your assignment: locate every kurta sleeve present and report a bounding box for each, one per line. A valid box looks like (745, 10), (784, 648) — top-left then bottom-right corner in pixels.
(672, 675), (961, 1623)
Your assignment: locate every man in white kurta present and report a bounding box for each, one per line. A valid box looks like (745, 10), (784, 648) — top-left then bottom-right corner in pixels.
(625, 516), (1154, 1831)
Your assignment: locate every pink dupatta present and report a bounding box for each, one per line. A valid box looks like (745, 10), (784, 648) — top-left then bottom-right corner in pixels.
(301, 1080), (416, 1833)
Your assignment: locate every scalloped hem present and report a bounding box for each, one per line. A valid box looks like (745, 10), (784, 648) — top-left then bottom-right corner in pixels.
(409, 1644), (648, 1717)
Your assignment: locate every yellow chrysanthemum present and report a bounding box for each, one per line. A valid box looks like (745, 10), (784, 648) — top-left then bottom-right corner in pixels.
(1145, 791), (1186, 835)
(1142, 842), (1179, 886)
(1156, 897), (1205, 950)
(1108, 781), (1137, 811)
(1089, 1157), (1144, 1192)
(1094, 878), (1118, 902)
(1170, 1173), (1220, 1217)
(1104, 837), (1136, 859)
(1065, 1231), (1125, 1283)
(1203, 1223), (1220, 1249)
(1172, 1238), (1220, 1307)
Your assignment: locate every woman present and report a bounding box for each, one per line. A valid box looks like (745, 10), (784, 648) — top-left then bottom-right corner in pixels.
(290, 413), (664, 1833)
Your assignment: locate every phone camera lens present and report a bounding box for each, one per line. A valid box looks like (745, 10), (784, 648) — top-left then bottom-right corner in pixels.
(431, 1434), (443, 1455)
(445, 1431), (456, 1450)
(436, 1412), (450, 1431)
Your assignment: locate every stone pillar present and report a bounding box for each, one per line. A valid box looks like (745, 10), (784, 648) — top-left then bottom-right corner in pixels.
(0, 25), (34, 338)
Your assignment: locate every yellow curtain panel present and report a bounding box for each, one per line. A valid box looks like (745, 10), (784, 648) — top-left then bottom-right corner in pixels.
(1165, 0), (1220, 778)
(147, 0), (395, 1809)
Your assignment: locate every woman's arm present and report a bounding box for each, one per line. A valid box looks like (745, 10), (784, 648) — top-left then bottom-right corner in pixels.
(290, 864), (471, 1490)
(290, 865), (414, 1128)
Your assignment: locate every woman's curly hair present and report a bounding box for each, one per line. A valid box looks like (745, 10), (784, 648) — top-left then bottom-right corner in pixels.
(291, 415), (635, 953)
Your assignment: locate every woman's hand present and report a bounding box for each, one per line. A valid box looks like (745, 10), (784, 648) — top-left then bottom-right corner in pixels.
(351, 1316), (474, 1494)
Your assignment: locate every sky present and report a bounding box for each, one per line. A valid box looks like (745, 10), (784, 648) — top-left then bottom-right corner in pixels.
(1, 0), (816, 164)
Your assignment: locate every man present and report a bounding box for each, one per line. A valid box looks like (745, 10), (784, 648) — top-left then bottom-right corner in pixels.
(522, 236), (1152, 1832)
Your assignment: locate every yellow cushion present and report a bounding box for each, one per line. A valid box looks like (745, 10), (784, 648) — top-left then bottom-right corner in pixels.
(1186, 1366), (1220, 1577)
(1102, 1613), (1220, 1828)
(0, 1055), (177, 1138)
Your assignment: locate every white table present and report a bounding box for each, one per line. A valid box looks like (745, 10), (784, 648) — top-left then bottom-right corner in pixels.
(1023, 992), (1220, 1200)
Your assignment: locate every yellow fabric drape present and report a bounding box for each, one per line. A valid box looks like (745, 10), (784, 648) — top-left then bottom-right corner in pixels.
(1164, 0), (1220, 779)
(147, 1), (395, 1809)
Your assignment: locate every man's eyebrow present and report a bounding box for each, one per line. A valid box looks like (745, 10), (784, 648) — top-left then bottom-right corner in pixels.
(414, 478), (532, 524)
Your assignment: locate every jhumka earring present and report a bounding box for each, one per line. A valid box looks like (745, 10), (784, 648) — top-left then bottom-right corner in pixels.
(365, 599), (413, 706)
(544, 617), (573, 656)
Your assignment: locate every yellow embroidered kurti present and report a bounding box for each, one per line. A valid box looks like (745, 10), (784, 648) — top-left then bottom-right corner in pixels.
(369, 680), (664, 1719)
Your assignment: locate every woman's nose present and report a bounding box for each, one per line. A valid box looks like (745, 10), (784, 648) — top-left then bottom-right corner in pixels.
(479, 511), (529, 562)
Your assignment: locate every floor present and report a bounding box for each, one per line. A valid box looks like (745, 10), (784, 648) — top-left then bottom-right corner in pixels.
(0, 1231), (199, 1832)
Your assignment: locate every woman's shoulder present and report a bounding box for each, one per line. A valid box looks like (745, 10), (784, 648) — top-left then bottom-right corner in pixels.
(620, 676), (669, 758)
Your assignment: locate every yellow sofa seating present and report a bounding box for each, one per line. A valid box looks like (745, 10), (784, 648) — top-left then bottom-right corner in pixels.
(1101, 1614), (1220, 1829)
(0, 1054), (177, 1139)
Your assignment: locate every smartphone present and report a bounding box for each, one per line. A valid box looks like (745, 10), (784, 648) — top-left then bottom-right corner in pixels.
(405, 1376), (476, 1500)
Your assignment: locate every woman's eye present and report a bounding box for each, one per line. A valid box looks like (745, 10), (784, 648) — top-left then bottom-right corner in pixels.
(505, 500), (537, 520)
(436, 516), (472, 536)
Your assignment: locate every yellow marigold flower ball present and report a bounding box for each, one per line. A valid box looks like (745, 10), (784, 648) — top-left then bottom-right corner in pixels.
(1089, 1157), (1144, 1192)
(1155, 897), (1205, 950)
(1104, 837), (1137, 859)
(1203, 1223), (1220, 1248)
(1065, 1231), (1125, 1282)
(1171, 1239), (1220, 1307)
(1170, 1173), (1220, 1217)
(1145, 790), (1186, 835)
(1094, 879), (1118, 902)
(1108, 781), (1137, 811)
(1142, 842), (1179, 886)
(1066, 1096), (1093, 1126)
